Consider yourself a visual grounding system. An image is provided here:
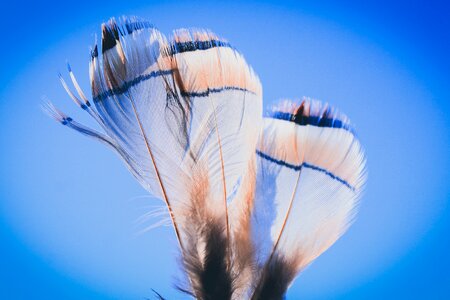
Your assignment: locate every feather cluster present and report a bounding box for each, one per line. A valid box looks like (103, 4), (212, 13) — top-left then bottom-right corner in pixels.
(46, 16), (367, 300)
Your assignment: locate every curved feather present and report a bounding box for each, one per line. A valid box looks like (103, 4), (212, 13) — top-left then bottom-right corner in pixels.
(164, 28), (262, 298)
(251, 99), (367, 299)
(49, 16), (262, 299)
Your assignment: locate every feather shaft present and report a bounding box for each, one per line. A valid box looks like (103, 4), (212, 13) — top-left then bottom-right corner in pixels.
(128, 96), (185, 250)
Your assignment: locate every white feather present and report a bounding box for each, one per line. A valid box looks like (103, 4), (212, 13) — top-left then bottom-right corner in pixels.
(252, 98), (367, 287)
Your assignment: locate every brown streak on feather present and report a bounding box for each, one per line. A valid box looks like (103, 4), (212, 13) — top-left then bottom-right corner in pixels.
(213, 41), (233, 272)
(179, 168), (233, 300)
(230, 158), (257, 299)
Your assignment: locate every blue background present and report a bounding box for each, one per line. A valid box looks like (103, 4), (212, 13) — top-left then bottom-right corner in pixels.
(0, 0), (449, 299)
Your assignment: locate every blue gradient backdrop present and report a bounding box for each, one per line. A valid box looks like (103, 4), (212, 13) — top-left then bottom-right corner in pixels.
(0, 1), (449, 299)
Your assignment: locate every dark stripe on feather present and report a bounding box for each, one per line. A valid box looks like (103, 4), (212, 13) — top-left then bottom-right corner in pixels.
(102, 19), (154, 54)
(270, 111), (354, 133)
(102, 23), (119, 53)
(91, 45), (98, 59)
(120, 20), (153, 35)
(93, 69), (174, 102)
(256, 150), (355, 191)
(168, 40), (231, 55)
(93, 72), (255, 102)
(61, 117), (73, 125)
(180, 86), (255, 98)
(150, 289), (167, 300)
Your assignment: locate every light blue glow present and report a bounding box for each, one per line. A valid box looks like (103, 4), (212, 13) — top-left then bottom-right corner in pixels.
(0, 1), (449, 299)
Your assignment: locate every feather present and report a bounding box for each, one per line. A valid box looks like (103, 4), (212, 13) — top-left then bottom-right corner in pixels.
(250, 99), (367, 299)
(164, 27), (262, 299)
(49, 16), (262, 299)
(47, 15), (368, 299)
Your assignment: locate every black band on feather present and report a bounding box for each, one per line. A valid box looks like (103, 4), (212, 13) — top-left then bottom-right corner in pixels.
(181, 221), (233, 300)
(168, 40), (232, 56)
(92, 69), (174, 102)
(121, 20), (154, 35)
(91, 44), (98, 59)
(251, 254), (298, 300)
(102, 22), (119, 53)
(270, 110), (353, 133)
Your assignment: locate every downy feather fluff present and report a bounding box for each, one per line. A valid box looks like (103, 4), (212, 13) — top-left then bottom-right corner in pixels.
(46, 16), (366, 300)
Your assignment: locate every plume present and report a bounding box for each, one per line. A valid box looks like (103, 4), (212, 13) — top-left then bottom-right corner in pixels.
(46, 16), (366, 300)
(249, 99), (367, 299)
